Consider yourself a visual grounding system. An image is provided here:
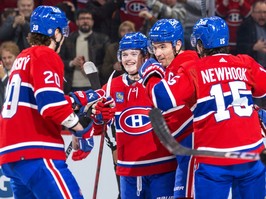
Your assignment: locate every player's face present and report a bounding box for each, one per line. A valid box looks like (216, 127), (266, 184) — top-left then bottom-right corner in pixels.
(1, 50), (16, 71)
(121, 49), (144, 75)
(152, 42), (175, 68)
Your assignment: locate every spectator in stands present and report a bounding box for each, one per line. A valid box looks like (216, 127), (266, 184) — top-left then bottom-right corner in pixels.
(176, 0), (214, 50)
(139, 0), (186, 36)
(56, 1), (78, 33)
(236, 0), (266, 107)
(35, 0), (75, 7)
(237, 0), (266, 67)
(86, 0), (112, 39)
(101, 20), (135, 84)
(216, 0), (252, 55)
(60, 9), (110, 93)
(0, 0), (34, 51)
(0, 0), (17, 14)
(0, 41), (20, 110)
(77, 0), (90, 9)
(116, 0), (148, 32)
(0, 8), (17, 27)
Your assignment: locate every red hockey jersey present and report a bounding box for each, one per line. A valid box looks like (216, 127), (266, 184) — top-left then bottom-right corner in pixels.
(102, 74), (177, 176)
(150, 53), (266, 165)
(0, 46), (74, 164)
(147, 50), (199, 141)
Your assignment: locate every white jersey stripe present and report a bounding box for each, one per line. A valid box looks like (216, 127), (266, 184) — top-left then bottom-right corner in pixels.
(43, 159), (73, 199)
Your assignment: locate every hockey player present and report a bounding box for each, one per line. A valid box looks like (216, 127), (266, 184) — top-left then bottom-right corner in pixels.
(0, 5), (107, 198)
(140, 16), (266, 199)
(92, 32), (177, 199)
(139, 18), (199, 199)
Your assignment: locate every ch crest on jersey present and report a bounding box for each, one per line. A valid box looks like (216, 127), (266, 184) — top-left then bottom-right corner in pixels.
(115, 92), (124, 103)
(119, 107), (152, 135)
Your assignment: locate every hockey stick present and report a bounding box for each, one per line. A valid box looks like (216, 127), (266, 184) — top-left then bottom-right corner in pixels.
(65, 61), (102, 158)
(65, 140), (73, 159)
(92, 70), (116, 199)
(149, 108), (265, 162)
(201, 0), (207, 17)
(83, 61), (101, 90)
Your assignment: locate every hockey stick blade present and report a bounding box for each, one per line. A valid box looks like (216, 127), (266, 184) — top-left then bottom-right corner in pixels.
(83, 61), (101, 90)
(149, 108), (261, 161)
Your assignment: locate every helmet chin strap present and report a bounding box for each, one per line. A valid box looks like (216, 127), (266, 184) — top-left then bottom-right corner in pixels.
(52, 35), (64, 52)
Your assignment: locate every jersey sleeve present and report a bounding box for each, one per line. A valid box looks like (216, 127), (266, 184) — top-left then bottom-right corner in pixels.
(150, 64), (196, 111)
(31, 48), (73, 125)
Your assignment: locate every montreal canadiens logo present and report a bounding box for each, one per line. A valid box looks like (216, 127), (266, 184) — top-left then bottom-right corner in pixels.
(119, 107), (152, 135)
(125, 0), (146, 16)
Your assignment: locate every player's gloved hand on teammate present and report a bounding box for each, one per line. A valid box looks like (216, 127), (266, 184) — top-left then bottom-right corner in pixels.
(91, 96), (116, 135)
(91, 96), (116, 125)
(138, 58), (165, 86)
(69, 89), (105, 108)
(68, 88), (104, 137)
(69, 103), (94, 137)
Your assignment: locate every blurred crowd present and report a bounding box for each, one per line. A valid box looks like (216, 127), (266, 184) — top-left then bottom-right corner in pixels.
(1, 2), (266, 199)
(0, 0), (266, 107)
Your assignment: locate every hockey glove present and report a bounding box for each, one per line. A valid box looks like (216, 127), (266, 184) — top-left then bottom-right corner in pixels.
(72, 123), (94, 161)
(69, 104), (94, 137)
(78, 136), (94, 152)
(139, 58), (165, 86)
(69, 89), (105, 108)
(91, 96), (116, 125)
(70, 120), (93, 137)
(72, 149), (92, 161)
(72, 136), (94, 161)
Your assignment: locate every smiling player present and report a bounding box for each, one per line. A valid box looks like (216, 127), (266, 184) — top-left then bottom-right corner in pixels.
(93, 32), (177, 199)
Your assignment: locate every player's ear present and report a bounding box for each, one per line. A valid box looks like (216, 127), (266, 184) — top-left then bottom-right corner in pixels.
(54, 28), (64, 43)
(175, 40), (182, 53)
(49, 28), (65, 53)
(196, 43), (204, 58)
